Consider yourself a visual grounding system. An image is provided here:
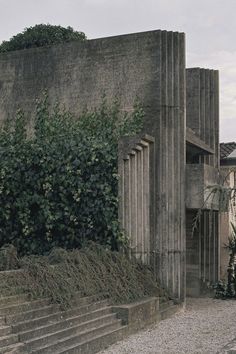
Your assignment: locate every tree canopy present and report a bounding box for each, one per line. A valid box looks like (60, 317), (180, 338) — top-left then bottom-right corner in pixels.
(0, 24), (86, 53)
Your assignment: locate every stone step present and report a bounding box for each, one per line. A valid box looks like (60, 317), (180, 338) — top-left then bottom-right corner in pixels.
(0, 287), (27, 298)
(160, 304), (181, 320)
(159, 300), (174, 310)
(24, 314), (120, 352)
(57, 325), (128, 354)
(6, 304), (61, 325)
(0, 299), (50, 316)
(30, 320), (123, 354)
(0, 343), (23, 354)
(0, 294), (29, 307)
(19, 312), (117, 342)
(0, 334), (18, 349)
(0, 325), (12, 337)
(11, 300), (109, 332)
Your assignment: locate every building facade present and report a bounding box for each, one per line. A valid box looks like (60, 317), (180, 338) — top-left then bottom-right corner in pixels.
(0, 30), (221, 301)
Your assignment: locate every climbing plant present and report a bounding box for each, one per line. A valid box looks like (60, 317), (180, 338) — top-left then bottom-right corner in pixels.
(0, 94), (144, 255)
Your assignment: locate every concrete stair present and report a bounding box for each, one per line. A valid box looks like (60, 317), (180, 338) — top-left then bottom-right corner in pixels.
(0, 293), (127, 354)
(159, 299), (182, 320)
(0, 287), (182, 353)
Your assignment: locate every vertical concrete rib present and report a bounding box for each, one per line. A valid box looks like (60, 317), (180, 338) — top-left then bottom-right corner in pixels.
(186, 68), (201, 135)
(123, 158), (129, 232)
(167, 31), (174, 294)
(130, 153), (136, 250)
(146, 145), (150, 264)
(179, 32), (186, 301)
(136, 147), (142, 259)
(143, 146), (147, 263)
(161, 30), (168, 290)
(173, 32), (180, 298)
(119, 29), (186, 301)
(155, 30), (163, 288)
(128, 158), (132, 240)
(205, 70), (211, 164)
(209, 70), (215, 166)
(214, 70), (220, 168)
(205, 70), (210, 146)
(200, 69), (206, 163)
(140, 147), (144, 261)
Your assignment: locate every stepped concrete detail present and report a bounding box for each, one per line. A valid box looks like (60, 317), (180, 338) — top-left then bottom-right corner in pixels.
(0, 290), (182, 354)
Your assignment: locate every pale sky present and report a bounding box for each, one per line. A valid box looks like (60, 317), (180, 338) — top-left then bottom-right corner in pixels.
(0, 0), (235, 142)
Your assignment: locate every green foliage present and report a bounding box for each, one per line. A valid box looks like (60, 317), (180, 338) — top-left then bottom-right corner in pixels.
(214, 223), (236, 299)
(0, 244), (19, 271)
(0, 244), (166, 307)
(0, 24), (86, 53)
(0, 94), (143, 255)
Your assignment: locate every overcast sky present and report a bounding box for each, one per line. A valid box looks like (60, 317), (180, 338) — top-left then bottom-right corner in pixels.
(0, 0), (235, 142)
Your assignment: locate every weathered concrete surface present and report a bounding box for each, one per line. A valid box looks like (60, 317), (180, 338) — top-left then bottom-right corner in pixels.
(186, 209), (219, 297)
(0, 30), (186, 301)
(118, 135), (155, 267)
(186, 68), (219, 168)
(186, 68), (220, 297)
(186, 163), (220, 210)
(112, 297), (159, 333)
(220, 212), (230, 280)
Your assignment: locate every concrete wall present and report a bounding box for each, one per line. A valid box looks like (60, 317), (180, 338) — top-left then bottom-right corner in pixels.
(186, 209), (219, 296)
(186, 68), (220, 296)
(186, 163), (220, 210)
(186, 68), (219, 168)
(0, 30), (186, 301)
(118, 135), (155, 266)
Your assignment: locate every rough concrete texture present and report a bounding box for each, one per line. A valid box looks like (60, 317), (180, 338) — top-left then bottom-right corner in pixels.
(0, 30), (186, 301)
(186, 68), (219, 168)
(186, 163), (219, 209)
(100, 298), (236, 354)
(112, 297), (159, 333)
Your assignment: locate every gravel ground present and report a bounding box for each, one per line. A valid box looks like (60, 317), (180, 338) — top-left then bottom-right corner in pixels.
(100, 298), (236, 354)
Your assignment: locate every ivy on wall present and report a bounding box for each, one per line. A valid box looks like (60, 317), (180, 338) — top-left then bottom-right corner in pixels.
(0, 94), (143, 255)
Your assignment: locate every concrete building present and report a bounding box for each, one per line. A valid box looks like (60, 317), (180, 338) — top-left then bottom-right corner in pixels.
(185, 68), (220, 296)
(0, 30), (221, 302)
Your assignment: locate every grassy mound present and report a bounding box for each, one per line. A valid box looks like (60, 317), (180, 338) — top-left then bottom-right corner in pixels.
(0, 244), (168, 308)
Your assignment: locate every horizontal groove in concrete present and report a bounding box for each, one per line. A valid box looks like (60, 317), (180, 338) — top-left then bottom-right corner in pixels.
(12, 300), (109, 333)
(6, 304), (61, 325)
(0, 333), (18, 348)
(159, 300), (174, 310)
(0, 298), (50, 316)
(12, 303), (110, 334)
(0, 294), (29, 307)
(19, 312), (116, 342)
(160, 304), (181, 320)
(57, 325), (128, 354)
(30, 320), (122, 353)
(0, 343), (23, 354)
(0, 326), (11, 337)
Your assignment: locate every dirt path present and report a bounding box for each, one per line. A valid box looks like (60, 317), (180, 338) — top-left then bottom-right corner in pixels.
(100, 298), (236, 354)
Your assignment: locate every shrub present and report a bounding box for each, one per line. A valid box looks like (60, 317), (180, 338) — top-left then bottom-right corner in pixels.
(0, 24), (86, 53)
(214, 223), (236, 299)
(0, 243), (167, 307)
(0, 94), (143, 255)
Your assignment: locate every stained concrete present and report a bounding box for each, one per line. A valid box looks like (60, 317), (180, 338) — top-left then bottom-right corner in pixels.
(0, 30), (186, 302)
